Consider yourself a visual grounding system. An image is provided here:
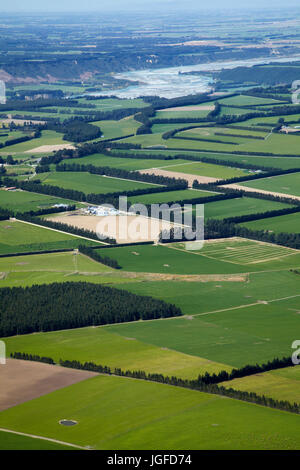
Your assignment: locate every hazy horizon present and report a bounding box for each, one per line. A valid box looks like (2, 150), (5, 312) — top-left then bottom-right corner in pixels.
(1, 0), (300, 13)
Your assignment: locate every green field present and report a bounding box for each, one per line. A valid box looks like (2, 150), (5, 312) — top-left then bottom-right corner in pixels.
(128, 188), (217, 204)
(63, 153), (190, 171)
(191, 238), (297, 265)
(38, 171), (158, 194)
(152, 160), (248, 179)
(0, 130), (71, 153)
(0, 430), (71, 450)
(0, 251), (123, 288)
(218, 95), (284, 106)
(114, 148), (300, 171)
(97, 239), (300, 274)
(92, 116), (140, 140)
(0, 219), (99, 254)
(3, 327), (231, 379)
(79, 97), (146, 111)
(0, 374), (299, 450)
(240, 173), (300, 197)
(240, 212), (300, 234)
(203, 196), (293, 220)
(166, 127), (300, 155)
(0, 130), (28, 144)
(154, 108), (211, 119)
(104, 294), (300, 367)
(0, 189), (83, 213)
(222, 366), (300, 404)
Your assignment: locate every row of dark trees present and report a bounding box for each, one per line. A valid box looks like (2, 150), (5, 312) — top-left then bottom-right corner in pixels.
(11, 352), (300, 415)
(204, 219), (300, 249)
(1, 174), (185, 209)
(78, 245), (121, 269)
(192, 180), (300, 206)
(56, 162), (188, 188)
(0, 282), (182, 337)
(213, 168), (300, 186)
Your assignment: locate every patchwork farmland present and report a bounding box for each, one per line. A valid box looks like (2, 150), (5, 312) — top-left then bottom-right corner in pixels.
(1, 55), (300, 453)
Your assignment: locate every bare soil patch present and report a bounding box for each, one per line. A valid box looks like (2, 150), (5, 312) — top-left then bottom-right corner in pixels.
(25, 144), (76, 154)
(157, 105), (215, 112)
(45, 213), (177, 243)
(0, 359), (97, 411)
(139, 168), (218, 187)
(222, 183), (300, 201)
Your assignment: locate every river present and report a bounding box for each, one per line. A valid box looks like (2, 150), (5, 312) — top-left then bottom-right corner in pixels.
(88, 55), (300, 99)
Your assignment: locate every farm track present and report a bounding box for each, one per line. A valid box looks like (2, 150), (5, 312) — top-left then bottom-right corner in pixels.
(0, 428), (89, 450)
(14, 218), (109, 245)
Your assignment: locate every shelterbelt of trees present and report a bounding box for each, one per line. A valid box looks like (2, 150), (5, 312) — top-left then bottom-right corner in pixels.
(160, 217), (300, 249)
(0, 282), (182, 337)
(12, 352), (300, 415)
(78, 245), (121, 269)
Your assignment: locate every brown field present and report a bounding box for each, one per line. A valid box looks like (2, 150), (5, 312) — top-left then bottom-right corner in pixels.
(139, 168), (218, 186)
(157, 105), (215, 112)
(0, 359), (97, 411)
(25, 144), (76, 153)
(46, 213), (178, 243)
(222, 183), (300, 201)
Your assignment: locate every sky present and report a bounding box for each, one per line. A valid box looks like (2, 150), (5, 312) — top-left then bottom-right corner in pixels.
(1, 0), (300, 13)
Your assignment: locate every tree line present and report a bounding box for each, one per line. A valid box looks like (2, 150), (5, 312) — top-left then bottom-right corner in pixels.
(56, 162), (188, 188)
(78, 245), (121, 269)
(11, 352), (300, 415)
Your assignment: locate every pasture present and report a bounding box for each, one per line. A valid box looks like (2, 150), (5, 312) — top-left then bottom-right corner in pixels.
(218, 95), (284, 106)
(0, 189), (82, 213)
(203, 196), (292, 220)
(151, 160), (248, 179)
(239, 173), (300, 197)
(115, 148), (300, 170)
(63, 153), (190, 171)
(0, 431), (71, 450)
(0, 374), (299, 449)
(105, 293), (300, 367)
(194, 238), (297, 265)
(0, 219), (96, 254)
(3, 327), (231, 379)
(38, 171), (157, 194)
(0, 251), (119, 288)
(0, 130), (71, 154)
(240, 212), (300, 234)
(127, 188), (216, 204)
(92, 116), (140, 140)
(222, 366), (300, 404)
(100, 239), (300, 274)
